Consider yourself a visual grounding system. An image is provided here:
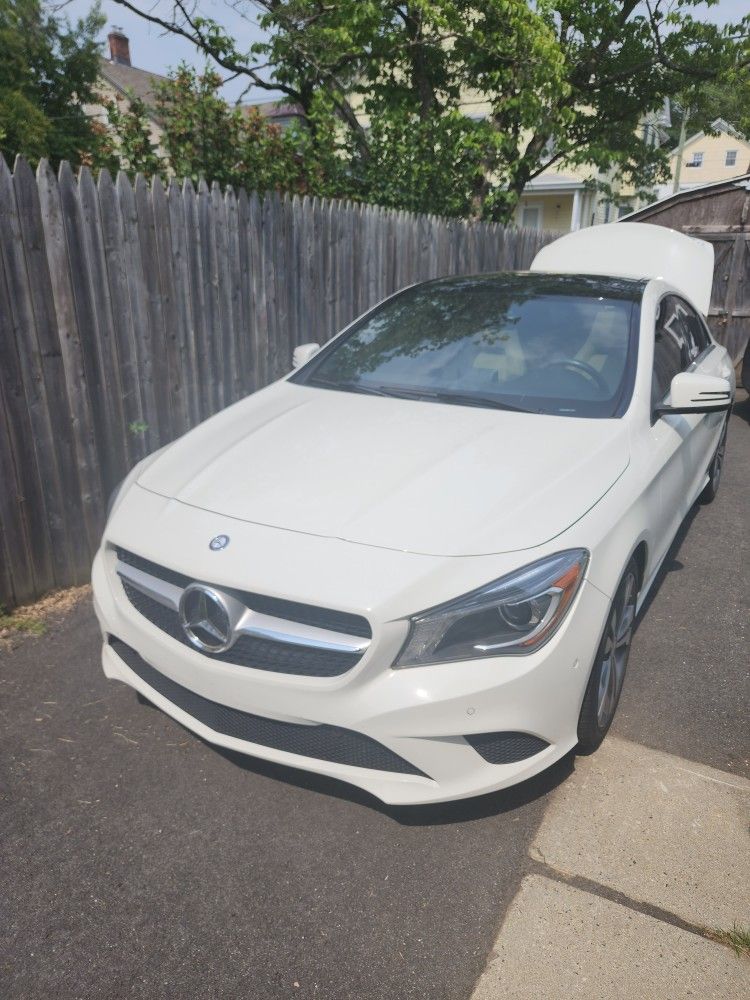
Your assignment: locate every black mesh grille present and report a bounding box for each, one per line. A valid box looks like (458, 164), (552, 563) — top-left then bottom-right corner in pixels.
(121, 582), (362, 677)
(109, 637), (427, 777)
(464, 731), (549, 764)
(116, 547), (371, 638)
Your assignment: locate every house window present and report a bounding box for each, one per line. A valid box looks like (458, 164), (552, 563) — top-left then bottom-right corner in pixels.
(725, 150), (737, 167)
(521, 206), (541, 230)
(686, 151), (703, 168)
(617, 204), (632, 218)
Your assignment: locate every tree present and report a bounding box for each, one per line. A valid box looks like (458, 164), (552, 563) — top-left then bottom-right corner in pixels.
(111, 0), (749, 219)
(98, 92), (163, 176)
(0, 0), (108, 168)
(149, 63), (316, 194)
(667, 77), (750, 150)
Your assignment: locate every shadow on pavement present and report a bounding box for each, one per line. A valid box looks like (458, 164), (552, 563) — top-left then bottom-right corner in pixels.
(633, 502), (698, 630)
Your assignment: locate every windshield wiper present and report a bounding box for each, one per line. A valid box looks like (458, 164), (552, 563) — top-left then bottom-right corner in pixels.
(388, 386), (535, 413)
(308, 378), (533, 412)
(307, 377), (392, 397)
(418, 390), (534, 413)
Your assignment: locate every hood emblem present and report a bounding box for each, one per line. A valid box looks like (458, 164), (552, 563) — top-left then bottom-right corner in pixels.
(209, 534), (230, 551)
(179, 585), (233, 653)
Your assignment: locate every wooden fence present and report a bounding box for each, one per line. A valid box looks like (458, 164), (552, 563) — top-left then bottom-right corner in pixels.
(0, 154), (556, 609)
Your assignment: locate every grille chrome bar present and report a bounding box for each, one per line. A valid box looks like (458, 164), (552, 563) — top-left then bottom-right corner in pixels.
(116, 558), (371, 655)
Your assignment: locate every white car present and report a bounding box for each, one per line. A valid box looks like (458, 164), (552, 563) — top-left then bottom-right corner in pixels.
(92, 223), (735, 805)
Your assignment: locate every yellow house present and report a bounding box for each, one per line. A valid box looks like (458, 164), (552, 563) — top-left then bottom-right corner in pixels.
(512, 171), (616, 233)
(661, 118), (750, 197)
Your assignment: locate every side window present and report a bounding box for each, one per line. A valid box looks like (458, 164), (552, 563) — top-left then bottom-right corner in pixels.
(672, 296), (711, 360)
(652, 297), (688, 404)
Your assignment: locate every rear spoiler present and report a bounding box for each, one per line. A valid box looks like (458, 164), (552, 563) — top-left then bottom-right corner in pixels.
(530, 223), (714, 315)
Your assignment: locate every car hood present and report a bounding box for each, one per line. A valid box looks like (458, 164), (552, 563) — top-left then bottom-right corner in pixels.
(138, 382), (630, 557)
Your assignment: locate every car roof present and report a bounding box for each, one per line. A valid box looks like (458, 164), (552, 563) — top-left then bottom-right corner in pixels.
(415, 271), (647, 301)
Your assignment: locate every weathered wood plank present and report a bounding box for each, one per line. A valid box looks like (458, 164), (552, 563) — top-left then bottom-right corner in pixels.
(183, 177), (210, 421)
(246, 191), (267, 390)
(134, 173), (171, 440)
(3, 156), (70, 590)
(235, 187), (253, 396)
(167, 177), (200, 426)
(116, 170), (159, 456)
(77, 165), (129, 487)
(36, 158), (103, 567)
(59, 162), (122, 499)
(0, 217), (41, 603)
(97, 168), (144, 466)
(261, 192), (280, 381)
(212, 181), (234, 406)
(0, 380), (35, 605)
(224, 186), (245, 402)
(198, 178), (222, 413)
(152, 174), (188, 437)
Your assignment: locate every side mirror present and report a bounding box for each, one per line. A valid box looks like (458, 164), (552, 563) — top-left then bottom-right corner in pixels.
(654, 372), (732, 417)
(292, 342), (320, 369)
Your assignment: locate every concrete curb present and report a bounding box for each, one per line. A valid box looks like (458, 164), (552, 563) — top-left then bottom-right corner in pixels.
(472, 737), (750, 998)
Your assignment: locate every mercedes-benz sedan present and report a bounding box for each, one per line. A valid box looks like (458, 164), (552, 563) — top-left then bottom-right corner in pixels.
(92, 223), (735, 804)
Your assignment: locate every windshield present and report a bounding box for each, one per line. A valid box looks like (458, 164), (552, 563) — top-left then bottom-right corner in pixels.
(294, 274), (641, 418)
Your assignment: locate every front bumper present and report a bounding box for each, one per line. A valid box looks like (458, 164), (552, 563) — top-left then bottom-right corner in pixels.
(92, 543), (609, 805)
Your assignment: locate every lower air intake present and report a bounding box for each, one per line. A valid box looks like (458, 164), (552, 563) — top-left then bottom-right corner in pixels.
(464, 731), (549, 764)
(109, 637), (427, 777)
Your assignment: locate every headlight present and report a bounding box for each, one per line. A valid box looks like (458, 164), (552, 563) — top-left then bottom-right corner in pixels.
(395, 549), (589, 667)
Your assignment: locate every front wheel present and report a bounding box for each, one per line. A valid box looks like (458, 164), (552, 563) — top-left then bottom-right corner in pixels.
(577, 558), (639, 754)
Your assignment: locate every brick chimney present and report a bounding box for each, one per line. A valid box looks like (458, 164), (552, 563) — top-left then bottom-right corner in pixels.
(108, 27), (131, 66)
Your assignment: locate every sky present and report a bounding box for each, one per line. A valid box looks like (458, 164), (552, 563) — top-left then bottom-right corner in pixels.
(56, 0), (280, 103)
(57, 0), (750, 106)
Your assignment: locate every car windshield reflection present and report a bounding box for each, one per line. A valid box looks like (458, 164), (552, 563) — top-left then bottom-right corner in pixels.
(294, 273), (643, 418)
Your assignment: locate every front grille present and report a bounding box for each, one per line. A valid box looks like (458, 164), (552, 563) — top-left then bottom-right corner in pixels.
(121, 581), (361, 677)
(109, 637), (427, 777)
(464, 731), (549, 764)
(116, 548), (371, 638)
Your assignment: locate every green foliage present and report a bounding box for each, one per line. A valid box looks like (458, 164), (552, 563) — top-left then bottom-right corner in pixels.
(117, 0), (747, 218)
(710, 924), (750, 958)
(150, 64), (309, 195)
(98, 93), (162, 176)
(0, 604), (45, 637)
(667, 76), (750, 149)
(356, 109), (493, 217)
(0, 0), (108, 168)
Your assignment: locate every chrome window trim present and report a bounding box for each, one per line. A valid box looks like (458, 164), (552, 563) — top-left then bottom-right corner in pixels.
(687, 344), (716, 372)
(116, 558), (371, 655)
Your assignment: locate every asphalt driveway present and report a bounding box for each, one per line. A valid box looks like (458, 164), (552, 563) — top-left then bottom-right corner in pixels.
(2, 396), (748, 1000)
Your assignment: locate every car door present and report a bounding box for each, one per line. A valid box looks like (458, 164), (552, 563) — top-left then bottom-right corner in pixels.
(672, 296), (729, 487)
(647, 296), (704, 567)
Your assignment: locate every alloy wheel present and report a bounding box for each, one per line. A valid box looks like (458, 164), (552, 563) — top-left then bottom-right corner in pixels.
(596, 569), (638, 728)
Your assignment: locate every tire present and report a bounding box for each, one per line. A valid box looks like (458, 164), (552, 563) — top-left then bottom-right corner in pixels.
(577, 557), (639, 754)
(699, 418), (728, 504)
(741, 338), (750, 393)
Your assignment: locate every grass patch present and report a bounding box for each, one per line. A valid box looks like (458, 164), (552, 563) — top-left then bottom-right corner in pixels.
(710, 924), (750, 958)
(0, 585), (90, 650)
(0, 606), (46, 638)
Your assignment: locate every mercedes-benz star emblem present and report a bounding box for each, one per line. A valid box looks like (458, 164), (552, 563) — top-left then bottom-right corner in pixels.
(209, 534), (230, 551)
(179, 585), (234, 653)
